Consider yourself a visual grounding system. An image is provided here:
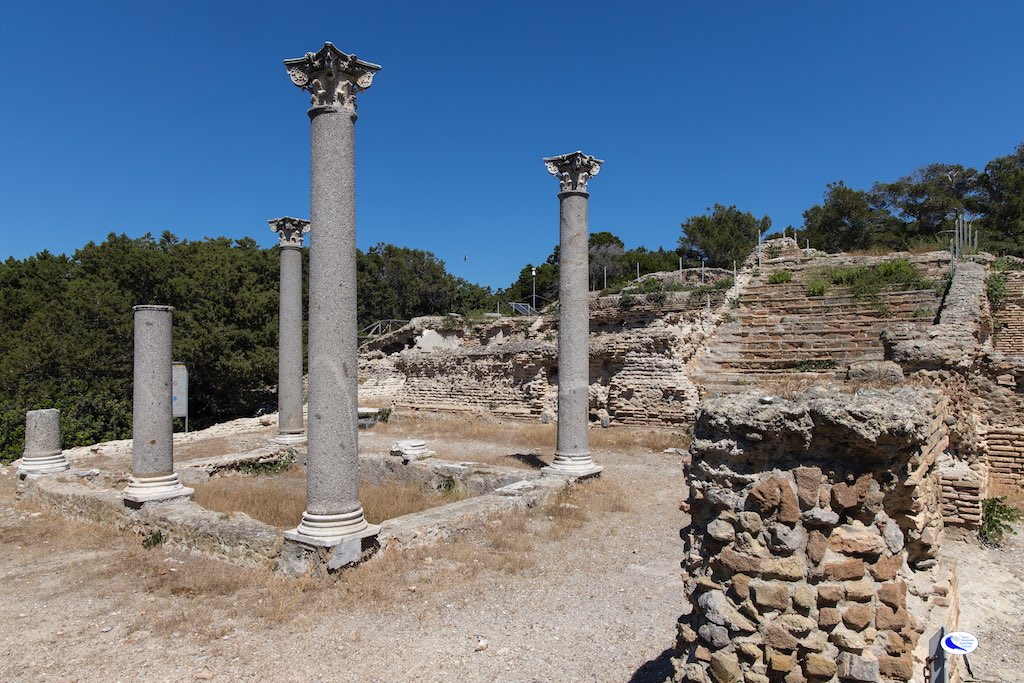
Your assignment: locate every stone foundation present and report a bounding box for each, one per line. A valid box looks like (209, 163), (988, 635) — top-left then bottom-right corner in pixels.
(672, 388), (958, 683)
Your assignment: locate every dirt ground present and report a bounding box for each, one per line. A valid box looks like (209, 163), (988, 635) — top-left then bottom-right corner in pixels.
(0, 416), (688, 683)
(3, 413), (1021, 683)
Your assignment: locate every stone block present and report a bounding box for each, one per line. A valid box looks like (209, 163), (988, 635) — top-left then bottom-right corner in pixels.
(830, 627), (866, 652)
(817, 607), (841, 628)
(736, 641), (762, 662)
(806, 531), (827, 565)
(878, 654), (913, 680)
(836, 652), (880, 682)
(731, 573), (752, 600)
(793, 583), (815, 611)
(844, 579), (875, 602)
(752, 581), (790, 610)
(699, 623), (731, 649)
(709, 651), (741, 683)
(831, 474), (873, 510)
(816, 583), (846, 604)
(743, 674), (769, 683)
(803, 653), (837, 679)
(695, 645), (712, 662)
(762, 624), (799, 651)
(793, 466), (822, 509)
(737, 511), (764, 533)
(698, 589), (757, 633)
(802, 507), (840, 528)
(877, 580), (906, 609)
(768, 649), (797, 673)
(708, 518), (736, 543)
(824, 558), (865, 580)
(829, 523), (885, 556)
(842, 604), (874, 631)
(868, 553), (902, 581)
(874, 606), (908, 631)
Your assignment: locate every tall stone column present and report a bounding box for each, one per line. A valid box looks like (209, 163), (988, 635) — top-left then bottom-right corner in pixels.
(282, 43), (381, 546)
(18, 408), (70, 477)
(123, 305), (192, 504)
(269, 216), (310, 446)
(543, 151), (604, 477)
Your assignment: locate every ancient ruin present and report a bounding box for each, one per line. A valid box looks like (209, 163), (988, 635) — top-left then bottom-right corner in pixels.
(269, 216), (310, 446)
(17, 408), (69, 477)
(282, 43), (381, 548)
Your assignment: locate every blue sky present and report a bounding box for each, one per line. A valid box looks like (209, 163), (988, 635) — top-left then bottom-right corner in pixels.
(1, 2), (1022, 289)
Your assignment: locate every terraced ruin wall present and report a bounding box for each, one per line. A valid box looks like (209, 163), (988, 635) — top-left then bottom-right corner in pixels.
(672, 389), (958, 683)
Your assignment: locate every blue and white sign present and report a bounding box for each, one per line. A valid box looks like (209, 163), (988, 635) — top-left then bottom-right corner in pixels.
(941, 631), (979, 655)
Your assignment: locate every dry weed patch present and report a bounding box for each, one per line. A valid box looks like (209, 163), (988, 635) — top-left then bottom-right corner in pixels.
(989, 481), (1024, 511)
(192, 465), (467, 528)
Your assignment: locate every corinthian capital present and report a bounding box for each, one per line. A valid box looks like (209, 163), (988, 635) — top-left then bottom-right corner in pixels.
(284, 43), (381, 112)
(269, 217), (310, 248)
(543, 151), (604, 193)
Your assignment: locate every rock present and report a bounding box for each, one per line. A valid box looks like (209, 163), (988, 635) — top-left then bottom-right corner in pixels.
(799, 630), (828, 653)
(842, 605), (873, 631)
(846, 360), (904, 384)
(736, 641), (762, 662)
(194, 670), (214, 681)
(768, 524), (805, 555)
(731, 574), (751, 600)
(803, 653), (837, 679)
(877, 581), (906, 609)
(779, 614), (815, 635)
(816, 583), (845, 603)
(737, 511), (764, 533)
(881, 519), (905, 554)
(793, 467), (821, 509)
(596, 409), (611, 428)
(829, 523), (885, 557)
(679, 662), (710, 683)
(868, 553), (902, 582)
(844, 579), (875, 602)
(698, 590), (757, 633)
(831, 475), (873, 510)
(752, 582), (790, 610)
(878, 654), (913, 679)
(699, 624), (731, 649)
(817, 607), (841, 629)
(801, 507), (839, 528)
(762, 624), (799, 651)
(823, 558), (864, 581)
(677, 623), (698, 645)
(768, 650), (797, 673)
(874, 606), (908, 631)
(708, 519), (736, 543)
(783, 670), (806, 683)
(790, 584), (813, 611)
(806, 531), (827, 565)
(709, 651), (742, 683)
(474, 637), (489, 652)
(749, 476), (800, 523)
(836, 652), (880, 682)
(830, 627), (866, 652)
(743, 673), (769, 683)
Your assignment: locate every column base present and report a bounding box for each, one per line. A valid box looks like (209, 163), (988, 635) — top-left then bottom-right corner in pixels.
(269, 432), (307, 447)
(542, 452), (603, 479)
(17, 452), (71, 478)
(284, 507), (380, 547)
(123, 473), (194, 504)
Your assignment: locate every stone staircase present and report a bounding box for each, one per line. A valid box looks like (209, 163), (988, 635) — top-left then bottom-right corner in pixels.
(692, 253), (948, 395)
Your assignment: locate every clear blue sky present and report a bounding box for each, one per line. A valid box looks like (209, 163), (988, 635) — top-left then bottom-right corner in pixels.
(1, 2), (1022, 289)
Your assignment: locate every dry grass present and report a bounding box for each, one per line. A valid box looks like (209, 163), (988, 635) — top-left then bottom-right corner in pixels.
(191, 465), (466, 527)
(375, 411), (689, 459)
(989, 481), (1024, 511)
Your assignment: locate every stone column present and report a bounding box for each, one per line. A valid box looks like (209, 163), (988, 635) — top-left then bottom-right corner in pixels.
(123, 305), (192, 503)
(18, 408), (70, 477)
(269, 217), (310, 446)
(542, 151), (604, 477)
(282, 43), (381, 546)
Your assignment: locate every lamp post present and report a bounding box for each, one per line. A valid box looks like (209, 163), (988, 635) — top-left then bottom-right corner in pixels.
(532, 267), (537, 312)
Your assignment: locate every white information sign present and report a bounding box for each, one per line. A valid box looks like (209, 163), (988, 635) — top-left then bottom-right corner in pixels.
(941, 631), (979, 655)
(172, 363), (189, 424)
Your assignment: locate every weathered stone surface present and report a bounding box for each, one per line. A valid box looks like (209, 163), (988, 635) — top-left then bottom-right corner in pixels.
(768, 650), (797, 673)
(731, 573), (752, 600)
(806, 530), (828, 564)
(737, 511), (763, 533)
(817, 607), (841, 628)
(881, 518), (905, 554)
(844, 579), (875, 602)
(802, 507), (840, 528)
(768, 524), (805, 555)
(803, 653), (837, 679)
(779, 614), (815, 634)
(823, 558), (864, 580)
(846, 360), (904, 384)
(752, 582), (790, 610)
(736, 641), (762, 662)
(868, 553), (902, 581)
(708, 519), (736, 543)
(878, 654), (913, 679)
(699, 623), (731, 649)
(831, 475), (873, 510)
(750, 476), (800, 523)
(793, 466), (821, 509)
(830, 627), (866, 652)
(874, 606), (908, 631)
(743, 673), (769, 683)
(836, 652), (880, 682)
(762, 624), (799, 651)
(793, 583), (815, 611)
(816, 583), (845, 603)
(721, 549), (803, 581)
(842, 604), (873, 631)
(709, 651), (741, 683)
(877, 580), (906, 609)
(699, 590), (757, 633)
(829, 522), (885, 556)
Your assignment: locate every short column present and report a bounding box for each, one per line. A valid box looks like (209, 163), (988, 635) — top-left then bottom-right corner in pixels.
(123, 305), (192, 504)
(282, 43), (381, 546)
(269, 217), (310, 446)
(18, 408), (70, 477)
(542, 151), (604, 478)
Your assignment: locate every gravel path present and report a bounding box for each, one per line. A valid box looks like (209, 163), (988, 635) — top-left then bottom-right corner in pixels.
(0, 433), (687, 683)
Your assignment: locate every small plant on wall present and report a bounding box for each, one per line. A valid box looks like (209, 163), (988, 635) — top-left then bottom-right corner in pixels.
(979, 496), (1022, 546)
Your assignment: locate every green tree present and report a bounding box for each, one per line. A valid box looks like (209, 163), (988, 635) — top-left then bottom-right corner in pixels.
(802, 181), (894, 253)
(679, 204), (770, 268)
(872, 163), (983, 247)
(978, 144), (1024, 254)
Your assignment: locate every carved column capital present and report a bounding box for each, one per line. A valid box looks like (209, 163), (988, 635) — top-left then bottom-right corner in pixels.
(269, 217), (310, 248)
(284, 42), (381, 113)
(543, 151), (604, 193)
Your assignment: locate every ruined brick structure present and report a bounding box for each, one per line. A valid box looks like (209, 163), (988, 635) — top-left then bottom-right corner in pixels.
(672, 389), (958, 683)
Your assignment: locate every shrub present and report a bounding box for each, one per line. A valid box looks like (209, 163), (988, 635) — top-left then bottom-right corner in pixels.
(988, 272), (1008, 310)
(979, 496), (1022, 546)
(806, 278), (829, 297)
(768, 270), (792, 285)
(618, 292), (638, 310)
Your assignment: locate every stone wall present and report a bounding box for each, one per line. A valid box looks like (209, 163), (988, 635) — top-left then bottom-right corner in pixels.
(359, 308), (714, 428)
(672, 388), (958, 683)
(993, 270), (1024, 354)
